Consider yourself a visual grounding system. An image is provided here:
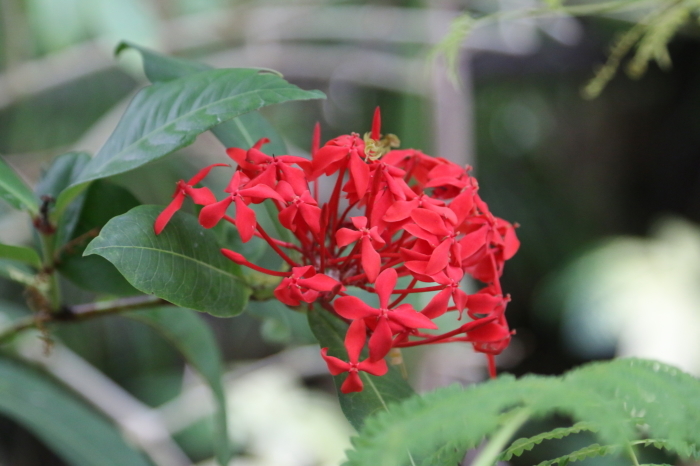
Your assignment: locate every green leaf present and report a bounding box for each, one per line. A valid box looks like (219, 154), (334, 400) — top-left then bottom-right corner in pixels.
(535, 443), (619, 466)
(0, 157), (38, 214)
(0, 356), (152, 466)
(35, 151), (92, 249)
(84, 205), (251, 316)
(57, 180), (140, 295)
(70, 68), (324, 187)
(117, 41), (288, 155)
(117, 41), (210, 82)
(124, 306), (229, 466)
(307, 307), (415, 430)
(247, 300), (316, 345)
(0, 244), (42, 269)
(499, 422), (597, 461)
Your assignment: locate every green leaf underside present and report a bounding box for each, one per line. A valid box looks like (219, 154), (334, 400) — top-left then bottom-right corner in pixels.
(58, 180), (140, 295)
(124, 306), (229, 466)
(0, 157), (38, 213)
(0, 244), (41, 269)
(84, 205), (250, 317)
(307, 307), (415, 431)
(0, 356), (151, 466)
(343, 359), (700, 466)
(71, 68), (323, 188)
(499, 422), (597, 461)
(37, 152), (92, 246)
(118, 42), (288, 157)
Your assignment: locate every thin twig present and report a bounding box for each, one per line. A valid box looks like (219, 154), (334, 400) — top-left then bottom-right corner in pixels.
(0, 295), (167, 344)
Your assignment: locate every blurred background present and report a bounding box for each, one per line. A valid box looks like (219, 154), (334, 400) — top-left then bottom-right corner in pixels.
(2, 0), (700, 465)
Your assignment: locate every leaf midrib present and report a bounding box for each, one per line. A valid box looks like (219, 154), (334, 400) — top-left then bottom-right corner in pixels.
(87, 244), (241, 281)
(81, 84), (321, 182)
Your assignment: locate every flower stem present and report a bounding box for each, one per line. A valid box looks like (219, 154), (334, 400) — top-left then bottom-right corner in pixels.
(39, 232), (60, 312)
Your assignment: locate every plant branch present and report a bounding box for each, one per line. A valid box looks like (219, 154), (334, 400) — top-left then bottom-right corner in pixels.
(0, 295), (167, 344)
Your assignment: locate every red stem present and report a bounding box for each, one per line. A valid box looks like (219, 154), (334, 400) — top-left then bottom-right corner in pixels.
(256, 222), (299, 267)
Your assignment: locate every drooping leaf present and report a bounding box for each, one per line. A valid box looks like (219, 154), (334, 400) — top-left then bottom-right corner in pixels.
(84, 205), (250, 317)
(57, 180), (140, 295)
(117, 41), (288, 155)
(499, 422), (597, 461)
(124, 306), (230, 466)
(307, 307), (415, 430)
(0, 157), (38, 214)
(534, 443), (619, 466)
(68, 68), (323, 190)
(0, 356), (152, 466)
(0, 244), (42, 269)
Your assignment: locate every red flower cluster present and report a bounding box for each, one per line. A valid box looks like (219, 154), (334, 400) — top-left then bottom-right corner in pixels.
(155, 108), (519, 393)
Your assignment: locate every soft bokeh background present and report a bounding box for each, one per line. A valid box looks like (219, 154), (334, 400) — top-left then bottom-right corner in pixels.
(2, 0), (700, 465)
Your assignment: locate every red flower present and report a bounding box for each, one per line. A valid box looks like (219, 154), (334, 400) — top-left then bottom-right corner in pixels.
(333, 268), (437, 361)
(320, 319), (388, 393)
(276, 181), (322, 235)
(274, 266), (343, 307)
(199, 171), (282, 242)
(335, 216), (385, 283)
(155, 163), (228, 234)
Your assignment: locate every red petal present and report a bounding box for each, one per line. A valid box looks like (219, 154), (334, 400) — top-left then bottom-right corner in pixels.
(467, 293), (502, 316)
(374, 268), (397, 309)
(466, 322), (510, 342)
(391, 307), (438, 330)
(298, 273), (341, 292)
(299, 203), (322, 234)
(421, 288), (451, 319)
(320, 348), (350, 376)
(234, 197), (257, 243)
(351, 216), (368, 230)
(275, 180), (296, 200)
(154, 193), (185, 234)
(361, 237), (381, 283)
(350, 154), (370, 199)
(383, 200), (416, 222)
(340, 372), (364, 393)
(278, 205), (298, 231)
(221, 248), (246, 264)
(336, 228), (361, 247)
(274, 281), (301, 307)
(358, 357), (388, 376)
(240, 184), (283, 203)
(344, 319), (367, 363)
(199, 197), (232, 229)
(411, 209), (450, 236)
(184, 186), (216, 205)
(368, 318), (393, 361)
(188, 163), (229, 185)
(459, 225), (489, 260)
(334, 296), (377, 320)
(425, 239), (452, 276)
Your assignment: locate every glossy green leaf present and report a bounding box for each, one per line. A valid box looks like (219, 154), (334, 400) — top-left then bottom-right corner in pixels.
(0, 157), (38, 214)
(0, 356), (152, 466)
(84, 205), (250, 316)
(0, 244), (41, 269)
(125, 306), (229, 466)
(118, 42), (288, 155)
(71, 68), (324, 187)
(57, 180), (140, 295)
(308, 307), (415, 430)
(35, 152), (92, 247)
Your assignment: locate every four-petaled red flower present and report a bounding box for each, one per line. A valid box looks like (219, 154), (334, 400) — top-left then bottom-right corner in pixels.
(321, 319), (388, 393)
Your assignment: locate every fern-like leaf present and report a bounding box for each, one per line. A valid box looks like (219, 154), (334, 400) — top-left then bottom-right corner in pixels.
(498, 422), (597, 461)
(343, 359), (700, 466)
(535, 443), (619, 466)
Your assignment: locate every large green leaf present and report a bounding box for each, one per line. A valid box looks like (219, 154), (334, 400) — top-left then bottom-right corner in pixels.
(0, 356), (152, 466)
(0, 157), (38, 214)
(308, 307), (415, 430)
(124, 306), (229, 466)
(57, 180), (140, 295)
(118, 42), (288, 155)
(0, 244), (41, 269)
(70, 68), (323, 187)
(0, 260), (40, 289)
(84, 205), (250, 316)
